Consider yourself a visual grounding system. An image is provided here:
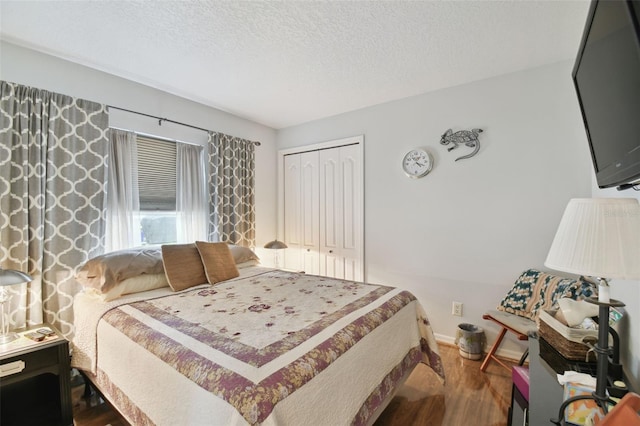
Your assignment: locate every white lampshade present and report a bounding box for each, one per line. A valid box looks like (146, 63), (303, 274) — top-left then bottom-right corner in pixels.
(545, 198), (640, 280)
(0, 269), (32, 286)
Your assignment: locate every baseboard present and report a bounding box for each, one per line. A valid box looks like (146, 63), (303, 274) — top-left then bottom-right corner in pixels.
(434, 332), (525, 362)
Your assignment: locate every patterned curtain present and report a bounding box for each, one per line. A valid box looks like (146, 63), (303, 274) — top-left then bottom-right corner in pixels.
(207, 132), (256, 247)
(0, 81), (108, 337)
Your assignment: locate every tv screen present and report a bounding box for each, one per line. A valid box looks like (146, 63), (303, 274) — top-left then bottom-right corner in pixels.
(572, 0), (640, 189)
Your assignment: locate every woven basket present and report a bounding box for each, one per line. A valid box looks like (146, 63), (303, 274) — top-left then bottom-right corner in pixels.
(538, 319), (597, 361)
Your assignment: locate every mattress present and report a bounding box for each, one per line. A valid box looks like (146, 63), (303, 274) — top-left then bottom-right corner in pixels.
(72, 267), (444, 425)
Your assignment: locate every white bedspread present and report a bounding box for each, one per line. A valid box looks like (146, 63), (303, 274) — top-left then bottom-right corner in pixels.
(72, 267), (444, 425)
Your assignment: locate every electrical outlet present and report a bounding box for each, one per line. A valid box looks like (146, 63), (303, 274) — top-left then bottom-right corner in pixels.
(452, 301), (463, 317)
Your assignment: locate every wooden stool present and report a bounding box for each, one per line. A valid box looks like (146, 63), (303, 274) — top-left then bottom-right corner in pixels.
(481, 310), (536, 372)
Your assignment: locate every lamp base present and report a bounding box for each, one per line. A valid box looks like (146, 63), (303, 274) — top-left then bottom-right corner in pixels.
(0, 331), (19, 344)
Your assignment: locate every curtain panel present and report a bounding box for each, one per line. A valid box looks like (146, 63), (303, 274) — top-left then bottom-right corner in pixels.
(0, 80), (108, 337)
(207, 132), (256, 247)
(105, 128), (140, 251)
(177, 142), (208, 242)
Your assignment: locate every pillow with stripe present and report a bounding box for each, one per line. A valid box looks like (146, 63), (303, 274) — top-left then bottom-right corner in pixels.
(195, 241), (240, 284)
(161, 243), (208, 291)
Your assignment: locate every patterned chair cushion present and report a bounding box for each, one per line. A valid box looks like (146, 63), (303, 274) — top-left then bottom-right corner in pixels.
(497, 269), (598, 321)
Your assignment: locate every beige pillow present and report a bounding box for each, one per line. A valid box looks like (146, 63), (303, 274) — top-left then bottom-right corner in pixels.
(228, 244), (260, 264)
(86, 273), (169, 302)
(76, 247), (164, 293)
(161, 243), (208, 291)
(236, 260), (260, 269)
(195, 241), (240, 284)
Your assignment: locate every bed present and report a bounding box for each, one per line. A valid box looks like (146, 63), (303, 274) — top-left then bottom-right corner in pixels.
(71, 243), (445, 425)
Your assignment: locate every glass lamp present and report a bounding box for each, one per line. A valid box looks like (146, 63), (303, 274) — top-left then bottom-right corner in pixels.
(264, 239), (288, 269)
(0, 268), (33, 344)
(545, 198), (640, 422)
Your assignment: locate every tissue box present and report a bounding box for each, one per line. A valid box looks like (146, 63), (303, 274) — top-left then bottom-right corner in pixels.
(539, 309), (598, 361)
(563, 382), (606, 425)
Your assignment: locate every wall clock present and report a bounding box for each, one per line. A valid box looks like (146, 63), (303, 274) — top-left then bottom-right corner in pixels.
(402, 148), (433, 179)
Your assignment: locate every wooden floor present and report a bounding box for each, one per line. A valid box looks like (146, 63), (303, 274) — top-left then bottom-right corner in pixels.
(72, 343), (517, 426)
(374, 344), (517, 426)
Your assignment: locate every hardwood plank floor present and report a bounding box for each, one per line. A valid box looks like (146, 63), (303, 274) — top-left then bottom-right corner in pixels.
(72, 343), (518, 426)
(374, 343), (517, 426)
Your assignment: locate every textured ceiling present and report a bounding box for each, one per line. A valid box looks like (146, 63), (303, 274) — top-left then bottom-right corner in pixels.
(0, 1), (590, 129)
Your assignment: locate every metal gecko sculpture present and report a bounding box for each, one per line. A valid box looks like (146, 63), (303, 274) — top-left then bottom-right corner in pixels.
(440, 128), (483, 161)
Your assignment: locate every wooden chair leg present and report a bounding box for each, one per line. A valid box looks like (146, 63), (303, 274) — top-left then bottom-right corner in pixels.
(481, 326), (507, 372)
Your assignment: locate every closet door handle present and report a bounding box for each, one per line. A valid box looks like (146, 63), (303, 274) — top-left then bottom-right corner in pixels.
(329, 250), (333, 253)
(306, 249), (311, 252)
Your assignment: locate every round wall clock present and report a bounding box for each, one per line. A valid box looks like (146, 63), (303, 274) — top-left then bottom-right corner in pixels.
(402, 148), (433, 179)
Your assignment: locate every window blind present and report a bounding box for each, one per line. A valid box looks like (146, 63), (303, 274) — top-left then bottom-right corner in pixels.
(137, 136), (176, 210)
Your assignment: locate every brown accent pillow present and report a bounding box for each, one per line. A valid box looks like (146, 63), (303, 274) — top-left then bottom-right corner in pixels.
(161, 244), (208, 291)
(195, 241), (240, 284)
(76, 247), (164, 293)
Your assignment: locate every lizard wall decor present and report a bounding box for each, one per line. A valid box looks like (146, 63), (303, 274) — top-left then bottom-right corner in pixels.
(440, 128), (483, 161)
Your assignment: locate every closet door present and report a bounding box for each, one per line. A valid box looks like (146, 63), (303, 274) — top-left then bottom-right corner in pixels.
(283, 154), (302, 270)
(319, 144), (362, 281)
(283, 151), (320, 273)
(300, 151), (320, 274)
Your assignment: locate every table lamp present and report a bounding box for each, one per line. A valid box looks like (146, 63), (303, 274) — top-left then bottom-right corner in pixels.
(0, 268), (33, 344)
(545, 198), (640, 423)
(264, 239), (288, 269)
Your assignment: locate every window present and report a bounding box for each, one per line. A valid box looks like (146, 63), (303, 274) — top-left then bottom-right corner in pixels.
(137, 136), (178, 245)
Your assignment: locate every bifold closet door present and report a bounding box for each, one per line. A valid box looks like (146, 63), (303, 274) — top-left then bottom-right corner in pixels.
(319, 144), (362, 281)
(283, 151), (319, 274)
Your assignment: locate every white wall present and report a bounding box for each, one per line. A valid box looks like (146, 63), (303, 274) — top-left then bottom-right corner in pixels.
(7, 41), (631, 384)
(0, 41), (278, 259)
(277, 61), (593, 358)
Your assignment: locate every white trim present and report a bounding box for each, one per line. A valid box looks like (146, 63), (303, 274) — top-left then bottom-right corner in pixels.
(278, 135), (363, 156)
(434, 332), (526, 363)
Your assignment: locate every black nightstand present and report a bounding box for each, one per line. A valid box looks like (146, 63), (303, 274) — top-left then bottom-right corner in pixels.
(0, 324), (72, 426)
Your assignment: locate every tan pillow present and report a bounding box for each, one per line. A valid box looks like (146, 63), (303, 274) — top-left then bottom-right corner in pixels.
(76, 247), (164, 293)
(161, 243), (208, 291)
(228, 244), (260, 264)
(86, 273), (169, 302)
(195, 241), (240, 284)
(236, 260), (260, 269)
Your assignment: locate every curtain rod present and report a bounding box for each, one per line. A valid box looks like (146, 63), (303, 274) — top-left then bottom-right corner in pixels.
(107, 105), (261, 146)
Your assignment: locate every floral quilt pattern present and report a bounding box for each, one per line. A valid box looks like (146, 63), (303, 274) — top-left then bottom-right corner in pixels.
(101, 270), (444, 425)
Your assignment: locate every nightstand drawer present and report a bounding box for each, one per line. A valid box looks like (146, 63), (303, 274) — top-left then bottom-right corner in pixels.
(1, 345), (61, 382)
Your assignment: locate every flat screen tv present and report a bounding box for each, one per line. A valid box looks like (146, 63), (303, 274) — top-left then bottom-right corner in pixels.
(572, 0), (640, 190)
